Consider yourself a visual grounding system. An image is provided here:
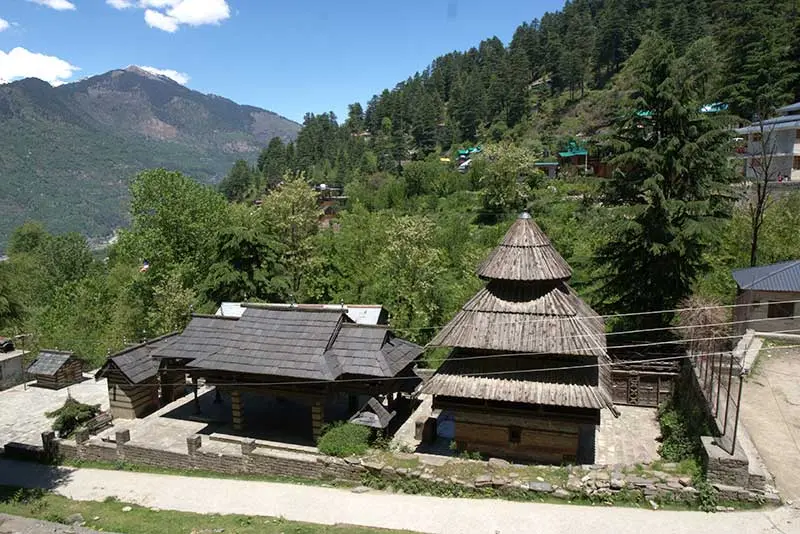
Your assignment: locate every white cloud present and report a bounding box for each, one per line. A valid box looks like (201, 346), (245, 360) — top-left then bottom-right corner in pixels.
(139, 65), (190, 85)
(0, 18), (9, 32)
(27, 0), (77, 11)
(109, 0), (230, 32)
(166, 0), (229, 26)
(106, 0), (135, 8)
(144, 8), (178, 32)
(0, 47), (79, 85)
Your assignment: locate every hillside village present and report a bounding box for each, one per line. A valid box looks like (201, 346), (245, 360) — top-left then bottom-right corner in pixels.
(2, 0), (800, 532)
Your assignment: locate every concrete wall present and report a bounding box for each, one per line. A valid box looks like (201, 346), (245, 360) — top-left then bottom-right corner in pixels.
(734, 290), (800, 334)
(0, 353), (24, 390)
(744, 128), (800, 180)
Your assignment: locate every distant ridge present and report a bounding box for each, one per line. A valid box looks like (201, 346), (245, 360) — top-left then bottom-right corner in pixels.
(0, 67), (301, 249)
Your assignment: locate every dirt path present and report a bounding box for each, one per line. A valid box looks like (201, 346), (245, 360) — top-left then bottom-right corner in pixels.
(741, 344), (800, 501)
(0, 459), (797, 534)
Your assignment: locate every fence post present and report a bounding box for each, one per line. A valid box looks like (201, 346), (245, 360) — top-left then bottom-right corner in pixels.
(714, 353), (723, 417)
(723, 352), (734, 435)
(731, 373), (744, 454)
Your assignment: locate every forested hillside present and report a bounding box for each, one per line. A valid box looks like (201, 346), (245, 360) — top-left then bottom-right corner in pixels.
(0, 66), (300, 249)
(1, 0), (800, 366)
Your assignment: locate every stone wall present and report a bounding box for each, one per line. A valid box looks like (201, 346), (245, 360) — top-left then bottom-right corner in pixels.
(52, 430), (362, 482)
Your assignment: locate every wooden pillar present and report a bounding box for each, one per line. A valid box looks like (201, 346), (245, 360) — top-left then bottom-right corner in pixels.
(311, 399), (324, 441)
(231, 390), (243, 431)
(192, 380), (201, 415)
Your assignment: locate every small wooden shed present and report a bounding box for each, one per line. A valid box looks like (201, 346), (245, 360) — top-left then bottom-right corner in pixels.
(95, 333), (177, 419)
(27, 350), (83, 389)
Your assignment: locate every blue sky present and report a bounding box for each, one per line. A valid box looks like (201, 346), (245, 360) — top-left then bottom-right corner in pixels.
(0, 0), (564, 123)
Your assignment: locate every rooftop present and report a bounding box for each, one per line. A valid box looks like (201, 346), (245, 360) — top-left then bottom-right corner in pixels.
(0, 349), (27, 363)
(732, 260), (800, 292)
(215, 302), (386, 325)
(27, 350), (74, 376)
(777, 102), (800, 115)
(154, 307), (422, 381)
(95, 333), (179, 384)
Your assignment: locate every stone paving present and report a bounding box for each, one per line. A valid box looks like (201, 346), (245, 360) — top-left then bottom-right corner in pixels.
(596, 405), (661, 465)
(740, 344), (800, 501)
(0, 374), (109, 447)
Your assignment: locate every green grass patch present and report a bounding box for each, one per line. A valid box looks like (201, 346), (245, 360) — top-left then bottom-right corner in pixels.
(0, 486), (417, 534)
(317, 423), (372, 458)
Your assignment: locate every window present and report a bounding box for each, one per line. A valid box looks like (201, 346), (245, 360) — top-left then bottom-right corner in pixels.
(768, 302), (794, 319)
(509, 426), (522, 444)
(796, 129), (800, 140)
(751, 133), (762, 142)
(794, 156), (800, 170)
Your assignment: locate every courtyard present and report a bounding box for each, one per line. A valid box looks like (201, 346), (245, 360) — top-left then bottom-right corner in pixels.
(0, 373), (109, 447)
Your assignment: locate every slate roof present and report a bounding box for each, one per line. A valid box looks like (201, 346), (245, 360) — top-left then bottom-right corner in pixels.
(95, 333), (179, 384)
(732, 260), (800, 292)
(154, 306), (423, 381)
(27, 350), (74, 376)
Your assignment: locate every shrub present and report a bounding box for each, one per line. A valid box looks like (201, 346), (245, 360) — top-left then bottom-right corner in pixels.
(317, 422), (371, 457)
(45, 397), (100, 438)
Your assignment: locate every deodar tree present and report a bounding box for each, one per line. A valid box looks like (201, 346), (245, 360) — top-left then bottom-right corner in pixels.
(595, 34), (734, 329)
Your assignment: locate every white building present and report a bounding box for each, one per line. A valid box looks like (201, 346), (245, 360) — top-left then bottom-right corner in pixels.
(0, 348), (26, 390)
(735, 102), (800, 181)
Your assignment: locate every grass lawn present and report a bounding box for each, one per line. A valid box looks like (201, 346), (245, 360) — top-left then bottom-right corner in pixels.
(0, 486), (419, 534)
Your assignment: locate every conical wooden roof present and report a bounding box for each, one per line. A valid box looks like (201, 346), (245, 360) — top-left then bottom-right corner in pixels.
(476, 212), (572, 281)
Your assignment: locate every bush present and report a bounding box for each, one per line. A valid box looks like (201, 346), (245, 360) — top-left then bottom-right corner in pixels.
(45, 397), (100, 438)
(317, 422), (371, 457)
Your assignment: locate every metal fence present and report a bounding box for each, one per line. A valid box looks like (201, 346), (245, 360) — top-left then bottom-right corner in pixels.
(692, 350), (744, 455)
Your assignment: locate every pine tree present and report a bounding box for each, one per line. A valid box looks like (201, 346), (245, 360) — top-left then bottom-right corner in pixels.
(595, 35), (734, 329)
(257, 137), (287, 191)
(218, 160), (254, 202)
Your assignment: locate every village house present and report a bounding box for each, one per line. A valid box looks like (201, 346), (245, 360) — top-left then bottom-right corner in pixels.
(135, 304), (424, 441)
(732, 260), (800, 334)
(421, 212), (616, 465)
(27, 350), (83, 390)
(735, 101), (800, 181)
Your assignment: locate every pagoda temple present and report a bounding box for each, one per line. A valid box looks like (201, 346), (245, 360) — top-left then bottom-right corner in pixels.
(422, 212), (616, 464)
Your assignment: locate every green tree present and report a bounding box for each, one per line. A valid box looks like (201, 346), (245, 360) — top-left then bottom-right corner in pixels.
(0, 263), (25, 329)
(116, 169), (230, 285)
(257, 137), (287, 190)
(147, 270), (195, 334)
(219, 159), (255, 202)
(479, 145), (540, 219)
(595, 34), (734, 329)
(201, 205), (286, 304)
(260, 175), (321, 299)
(43, 232), (95, 287)
(8, 221), (50, 256)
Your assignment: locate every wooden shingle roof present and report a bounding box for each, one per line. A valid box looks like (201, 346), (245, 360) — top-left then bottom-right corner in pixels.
(154, 306), (423, 381)
(476, 212), (572, 282)
(27, 350), (74, 376)
(95, 333), (179, 384)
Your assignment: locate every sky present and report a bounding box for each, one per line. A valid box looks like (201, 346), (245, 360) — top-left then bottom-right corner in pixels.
(0, 0), (564, 123)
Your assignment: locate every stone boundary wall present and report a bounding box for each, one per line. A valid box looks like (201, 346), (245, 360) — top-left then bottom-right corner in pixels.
(10, 430), (776, 508)
(53, 430), (362, 482)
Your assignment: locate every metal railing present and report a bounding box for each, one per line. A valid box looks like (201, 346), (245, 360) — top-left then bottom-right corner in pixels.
(692, 350), (744, 455)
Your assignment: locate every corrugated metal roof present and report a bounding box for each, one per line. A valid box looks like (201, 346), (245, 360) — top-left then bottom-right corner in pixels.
(777, 102), (800, 114)
(732, 260), (800, 292)
(215, 302), (385, 325)
(27, 350), (73, 376)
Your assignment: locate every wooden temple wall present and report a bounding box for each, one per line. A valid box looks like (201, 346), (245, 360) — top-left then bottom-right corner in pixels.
(440, 403), (598, 465)
(610, 370), (676, 407)
(105, 369), (159, 419)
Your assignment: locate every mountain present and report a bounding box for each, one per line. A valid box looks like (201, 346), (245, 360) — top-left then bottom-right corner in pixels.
(0, 66), (301, 249)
